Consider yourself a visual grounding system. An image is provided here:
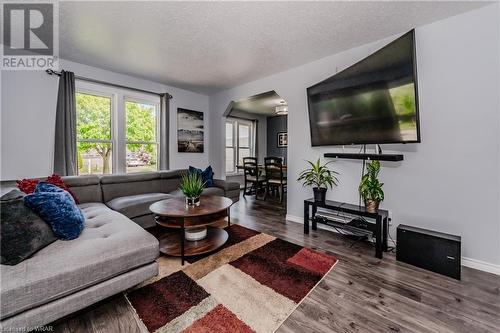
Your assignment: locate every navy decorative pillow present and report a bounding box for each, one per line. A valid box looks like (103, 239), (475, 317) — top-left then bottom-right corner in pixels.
(189, 166), (214, 187)
(24, 183), (85, 240)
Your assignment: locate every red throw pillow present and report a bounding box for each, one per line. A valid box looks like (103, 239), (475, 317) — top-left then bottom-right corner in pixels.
(16, 178), (39, 194)
(17, 174), (80, 204)
(46, 174), (80, 204)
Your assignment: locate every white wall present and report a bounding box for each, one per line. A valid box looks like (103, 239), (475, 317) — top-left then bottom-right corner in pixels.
(1, 59), (210, 180)
(209, 4), (500, 266)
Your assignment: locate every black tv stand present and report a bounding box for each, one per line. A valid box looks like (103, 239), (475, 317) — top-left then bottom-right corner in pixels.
(303, 198), (389, 258)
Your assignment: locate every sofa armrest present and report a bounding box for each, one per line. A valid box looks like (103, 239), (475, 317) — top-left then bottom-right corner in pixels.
(212, 179), (240, 192)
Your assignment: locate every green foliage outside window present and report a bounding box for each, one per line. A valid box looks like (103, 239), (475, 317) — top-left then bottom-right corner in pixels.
(76, 93), (158, 174)
(76, 93), (112, 174)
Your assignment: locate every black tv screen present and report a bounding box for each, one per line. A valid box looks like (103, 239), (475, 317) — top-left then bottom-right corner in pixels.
(307, 30), (420, 146)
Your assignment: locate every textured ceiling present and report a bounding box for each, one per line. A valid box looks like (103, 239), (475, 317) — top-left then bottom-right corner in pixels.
(231, 91), (285, 116)
(59, 1), (490, 94)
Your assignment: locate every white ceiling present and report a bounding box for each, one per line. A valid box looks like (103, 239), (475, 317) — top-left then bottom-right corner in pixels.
(232, 91), (286, 116)
(59, 1), (491, 95)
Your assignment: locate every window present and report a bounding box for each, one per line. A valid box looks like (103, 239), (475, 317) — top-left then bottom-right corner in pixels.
(125, 101), (158, 173)
(76, 81), (160, 175)
(238, 123), (251, 166)
(225, 118), (255, 174)
(76, 92), (113, 175)
(225, 122), (235, 173)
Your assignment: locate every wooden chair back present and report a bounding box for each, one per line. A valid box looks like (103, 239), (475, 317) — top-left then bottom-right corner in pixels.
(264, 157), (284, 181)
(243, 157), (259, 181)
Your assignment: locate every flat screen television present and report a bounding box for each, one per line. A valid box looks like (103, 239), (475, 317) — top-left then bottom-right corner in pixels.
(307, 30), (420, 146)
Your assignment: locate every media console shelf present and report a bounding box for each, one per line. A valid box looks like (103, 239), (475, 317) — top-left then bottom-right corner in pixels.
(324, 152), (404, 161)
(304, 199), (389, 258)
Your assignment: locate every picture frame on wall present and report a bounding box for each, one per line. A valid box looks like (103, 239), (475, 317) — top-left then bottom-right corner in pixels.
(277, 132), (287, 148)
(177, 108), (204, 153)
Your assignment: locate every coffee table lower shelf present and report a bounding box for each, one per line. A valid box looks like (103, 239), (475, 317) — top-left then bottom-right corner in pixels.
(158, 227), (228, 257)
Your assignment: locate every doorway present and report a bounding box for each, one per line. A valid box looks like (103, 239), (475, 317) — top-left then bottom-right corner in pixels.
(223, 90), (288, 205)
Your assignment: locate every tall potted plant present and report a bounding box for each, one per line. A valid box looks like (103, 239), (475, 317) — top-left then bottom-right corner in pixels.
(359, 160), (384, 213)
(179, 172), (205, 206)
(297, 158), (339, 202)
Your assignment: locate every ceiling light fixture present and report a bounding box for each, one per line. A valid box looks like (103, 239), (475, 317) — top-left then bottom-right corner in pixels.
(275, 101), (288, 115)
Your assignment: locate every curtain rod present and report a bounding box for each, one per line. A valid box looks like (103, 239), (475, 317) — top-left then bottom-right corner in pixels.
(46, 69), (172, 99)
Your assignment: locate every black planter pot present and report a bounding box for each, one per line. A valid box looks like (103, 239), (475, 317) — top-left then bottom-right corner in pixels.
(313, 187), (327, 203)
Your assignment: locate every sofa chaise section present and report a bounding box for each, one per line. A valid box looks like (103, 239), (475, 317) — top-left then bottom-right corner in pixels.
(100, 172), (172, 228)
(99, 170), (240, 228)
(0, 202), (159, 329)
(0, 169), (239, 329)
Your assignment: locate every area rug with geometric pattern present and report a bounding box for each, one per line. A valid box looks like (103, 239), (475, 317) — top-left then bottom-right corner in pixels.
(126, 224), (337, 333)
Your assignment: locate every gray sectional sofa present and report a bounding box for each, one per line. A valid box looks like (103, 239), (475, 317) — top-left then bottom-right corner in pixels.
(0, 170), (240, 330)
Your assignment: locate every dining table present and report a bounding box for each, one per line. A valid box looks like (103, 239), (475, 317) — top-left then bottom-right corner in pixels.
(235, 164), (288, 172)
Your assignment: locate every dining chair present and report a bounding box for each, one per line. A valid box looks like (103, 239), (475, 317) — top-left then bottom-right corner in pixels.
(243, 157), (265, 198)
(264, 156), (287, 204)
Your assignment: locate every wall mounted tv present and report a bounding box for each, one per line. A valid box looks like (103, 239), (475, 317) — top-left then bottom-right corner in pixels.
(307, 30), (420, 146)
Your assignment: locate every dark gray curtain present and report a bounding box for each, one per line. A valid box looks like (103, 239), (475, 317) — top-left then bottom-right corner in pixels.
(53, 71), (77, 176)
(159, 93), (170, 170)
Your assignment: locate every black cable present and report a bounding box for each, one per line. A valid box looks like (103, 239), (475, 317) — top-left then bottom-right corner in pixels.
(359, 145), (366, 208)
(316, 197), (393, 252)
(387, 230), (397, 253)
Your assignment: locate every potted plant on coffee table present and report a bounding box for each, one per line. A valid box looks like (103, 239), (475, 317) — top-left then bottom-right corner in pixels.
(297, 158), (339, 203)
(359, 160), (384, 213)
(179, 172), (205, 206)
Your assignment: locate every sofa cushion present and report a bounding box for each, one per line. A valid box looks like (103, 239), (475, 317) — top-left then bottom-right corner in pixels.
(159, 169), (186, 180)
(169, 187), (224, 198)
(132, 215), (157, 229)
(159, 169), (185, 193)
(0, 203), (159, 320)
(202, 187), (224, 196)
(213, 179), (240, 192)
(63, 175), (102, 204)
(106, 193), (172, 219)
(100, 172), (163, 202)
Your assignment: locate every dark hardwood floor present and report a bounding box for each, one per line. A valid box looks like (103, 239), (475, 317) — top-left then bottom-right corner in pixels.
(54, 193), (500, 333)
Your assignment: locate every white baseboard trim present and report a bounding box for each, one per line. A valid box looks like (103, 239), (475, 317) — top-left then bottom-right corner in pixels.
(285, 214), (304, 224)
(461, 257), (500, 275)
(285, 214), (500, 276)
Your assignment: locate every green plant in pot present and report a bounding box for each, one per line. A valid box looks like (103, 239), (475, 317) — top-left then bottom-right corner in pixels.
(179, 172), (205, 206)
(359, 160), (384, 213)
(297, 158), (339, 203)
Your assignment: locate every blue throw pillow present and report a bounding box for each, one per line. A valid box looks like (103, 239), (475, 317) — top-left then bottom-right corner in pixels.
(24, 183), (85, 240)
(189, 166), (214, 187)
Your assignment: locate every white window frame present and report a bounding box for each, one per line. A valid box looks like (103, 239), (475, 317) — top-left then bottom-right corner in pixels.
(124, 96), (161, 173)
(225, 117), (255, 176)
(75, 87), (117, 174)
(225, 119), (236, 175)
(75, 80), (161, 175)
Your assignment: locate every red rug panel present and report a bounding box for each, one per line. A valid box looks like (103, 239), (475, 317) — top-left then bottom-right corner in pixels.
(287, 247), (338, 275)
(229, 238), (333, 302)
(183, 304), (255, 333)
(127, 271), (209, 331)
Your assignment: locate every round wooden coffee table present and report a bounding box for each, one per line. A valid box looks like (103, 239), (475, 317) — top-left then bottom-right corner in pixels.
(149, 195), (233, 265)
